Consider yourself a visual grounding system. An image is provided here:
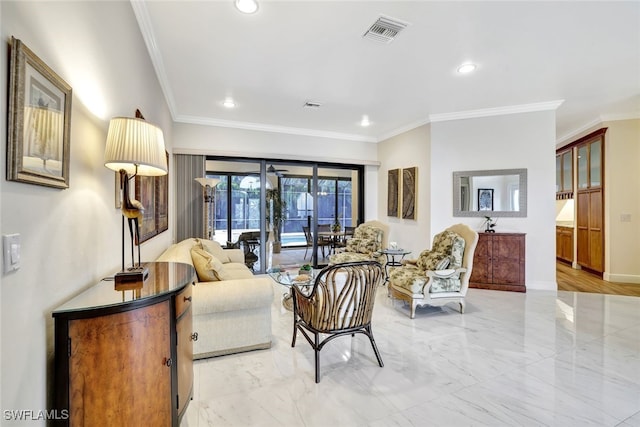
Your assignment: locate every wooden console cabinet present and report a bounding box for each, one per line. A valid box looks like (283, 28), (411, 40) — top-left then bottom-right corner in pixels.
(470, 232), (526, 292)
(52, 262), (196, 427)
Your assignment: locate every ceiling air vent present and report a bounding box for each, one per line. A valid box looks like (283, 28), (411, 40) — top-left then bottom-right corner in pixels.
(363, 16), (409, 44)
(303, 101), (322, 109)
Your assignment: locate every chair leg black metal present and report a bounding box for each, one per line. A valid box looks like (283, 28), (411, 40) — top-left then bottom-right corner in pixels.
(314, 332), (321, 383)
(365, 325), (384, 367)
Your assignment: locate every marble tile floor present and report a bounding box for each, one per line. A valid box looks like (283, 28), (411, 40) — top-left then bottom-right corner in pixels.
(182, 281), (640, 427)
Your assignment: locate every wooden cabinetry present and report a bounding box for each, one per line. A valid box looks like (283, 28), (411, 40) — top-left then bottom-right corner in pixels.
(556, 149), (573, 199)
(576, 130), (605, 274)
(556, 226), (574, 263)
(52, 262), (196, 427)
(470, 232), (526, 292)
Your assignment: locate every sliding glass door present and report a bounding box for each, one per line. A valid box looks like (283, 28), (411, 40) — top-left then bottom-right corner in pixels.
(206, 157), (363, 272)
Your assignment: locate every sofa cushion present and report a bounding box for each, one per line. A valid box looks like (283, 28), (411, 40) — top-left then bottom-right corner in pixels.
(388, 264), (428, 294)
(197, 238), (231, 263)
(156, 238), (198, 266)
(191, 245), (232, 282)
(222, 263), (255, 279)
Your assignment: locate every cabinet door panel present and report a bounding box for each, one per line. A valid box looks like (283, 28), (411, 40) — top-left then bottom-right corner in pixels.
(68, 301), (172, 427)
(469, 235), (490, 283)
(492, 236), (523, 284)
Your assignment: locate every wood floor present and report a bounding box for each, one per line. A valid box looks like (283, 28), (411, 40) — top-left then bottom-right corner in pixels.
(556, 261), (640, 297)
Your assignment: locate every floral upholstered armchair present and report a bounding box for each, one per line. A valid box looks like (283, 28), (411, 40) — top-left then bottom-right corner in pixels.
(388, 224), (478, 318)
(329, 220), (388, 265)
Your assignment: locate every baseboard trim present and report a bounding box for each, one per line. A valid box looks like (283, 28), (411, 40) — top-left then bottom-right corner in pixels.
(525, 281), (557, 291)
(603, 272), (640, 284)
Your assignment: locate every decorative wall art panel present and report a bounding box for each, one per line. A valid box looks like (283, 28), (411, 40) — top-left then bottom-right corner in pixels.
(387, 169), (399, 217)
(402, 167), (417, 220)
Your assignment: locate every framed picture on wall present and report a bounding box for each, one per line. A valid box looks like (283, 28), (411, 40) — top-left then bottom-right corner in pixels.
(478, 188), (494, 211)
(7, 37), (72, 189)
(134, 152), (169, 243)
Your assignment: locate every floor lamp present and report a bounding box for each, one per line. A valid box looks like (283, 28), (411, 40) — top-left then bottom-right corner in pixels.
(104, 111), (167, 285)
(195, 177), (220, 240)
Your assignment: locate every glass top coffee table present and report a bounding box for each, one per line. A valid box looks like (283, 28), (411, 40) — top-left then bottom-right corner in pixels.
(268, 267), (316, 311)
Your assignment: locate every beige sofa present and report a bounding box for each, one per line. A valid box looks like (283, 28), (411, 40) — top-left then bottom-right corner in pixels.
(156, 238), (274, 359)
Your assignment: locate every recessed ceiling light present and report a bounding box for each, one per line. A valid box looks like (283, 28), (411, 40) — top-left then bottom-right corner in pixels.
(360, 116), (371, 127)
(223, 98), (236, 108)
(235, 0), (258, 14)
(457, 63), (477, 74)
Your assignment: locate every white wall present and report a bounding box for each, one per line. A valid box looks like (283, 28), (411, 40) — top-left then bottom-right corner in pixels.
(430, 111), (557, 290)
(1, 1), (173, 420)
(172, 122), (381, 222)
(377, 125), (431, 256)
(172, 122), (378, 165)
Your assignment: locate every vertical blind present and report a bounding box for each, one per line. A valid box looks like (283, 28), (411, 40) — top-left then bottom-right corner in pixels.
(175, 154), (205, 242)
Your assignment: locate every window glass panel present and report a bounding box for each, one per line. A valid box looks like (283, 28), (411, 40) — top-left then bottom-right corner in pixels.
(337, 180), (352, 227)
(209, 174), (227, 245)
(317, 179), (336, 226)
(281, 177), (312, 246)
(577, 146), (588, 189)
(590, 140), (601, 187)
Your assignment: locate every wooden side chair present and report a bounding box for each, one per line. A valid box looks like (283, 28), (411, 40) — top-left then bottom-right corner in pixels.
(291, 261), (385, 383)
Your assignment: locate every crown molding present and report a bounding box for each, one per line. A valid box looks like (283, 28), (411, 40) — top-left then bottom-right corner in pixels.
(556, 117), (602, 146)
(429, 100), (565, 123)
(376, 117), (431, 142)
(173, 147), (381, 166)
(175, 115), (377, 143)
(600, 112), (640, 122)
(556, 112), (640, 146)
(131, 0), (178, 120)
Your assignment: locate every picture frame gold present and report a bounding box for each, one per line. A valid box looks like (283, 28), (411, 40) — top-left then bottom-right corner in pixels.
(7, 37), (72, 189)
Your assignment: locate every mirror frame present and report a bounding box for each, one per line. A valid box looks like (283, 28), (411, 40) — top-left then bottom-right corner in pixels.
(453, 168), (527, 217)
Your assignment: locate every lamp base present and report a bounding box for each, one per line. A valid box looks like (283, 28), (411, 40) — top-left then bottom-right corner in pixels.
(114, 265), (149, 289)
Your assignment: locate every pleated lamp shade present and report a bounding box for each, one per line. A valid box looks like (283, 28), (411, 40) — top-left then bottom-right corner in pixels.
(104, 117), (167, 176)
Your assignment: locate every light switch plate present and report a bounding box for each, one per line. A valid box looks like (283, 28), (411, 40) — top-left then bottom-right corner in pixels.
(3, 234), (21, 273)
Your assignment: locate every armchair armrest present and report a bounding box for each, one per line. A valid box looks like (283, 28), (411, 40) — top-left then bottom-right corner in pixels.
(424, 267), (467, 294)
(426, 267), (467, 279)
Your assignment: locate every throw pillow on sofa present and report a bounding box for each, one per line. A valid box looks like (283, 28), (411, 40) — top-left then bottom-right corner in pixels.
(196, 238), (231, 263)
(191, 245), (232, 281)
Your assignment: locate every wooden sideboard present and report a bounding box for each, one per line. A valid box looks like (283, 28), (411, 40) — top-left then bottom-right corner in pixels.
(52, 262), (196, 427)
(470, 232), (526, 292)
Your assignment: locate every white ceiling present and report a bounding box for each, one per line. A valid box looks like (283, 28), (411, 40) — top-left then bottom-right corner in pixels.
(133, 1), (640, 143)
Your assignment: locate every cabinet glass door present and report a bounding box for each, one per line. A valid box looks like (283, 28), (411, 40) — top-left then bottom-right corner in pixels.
(556, 155), (562, 192)
(562, 151), (573, 191)
(590, 140), (601, 187)
(577, 145), (588, 189)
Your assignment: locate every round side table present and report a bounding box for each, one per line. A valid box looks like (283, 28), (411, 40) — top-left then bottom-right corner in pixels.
(382, 249), (411, 284)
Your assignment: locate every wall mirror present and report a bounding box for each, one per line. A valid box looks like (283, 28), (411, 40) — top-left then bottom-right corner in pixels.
(453, 168), (527, 217)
